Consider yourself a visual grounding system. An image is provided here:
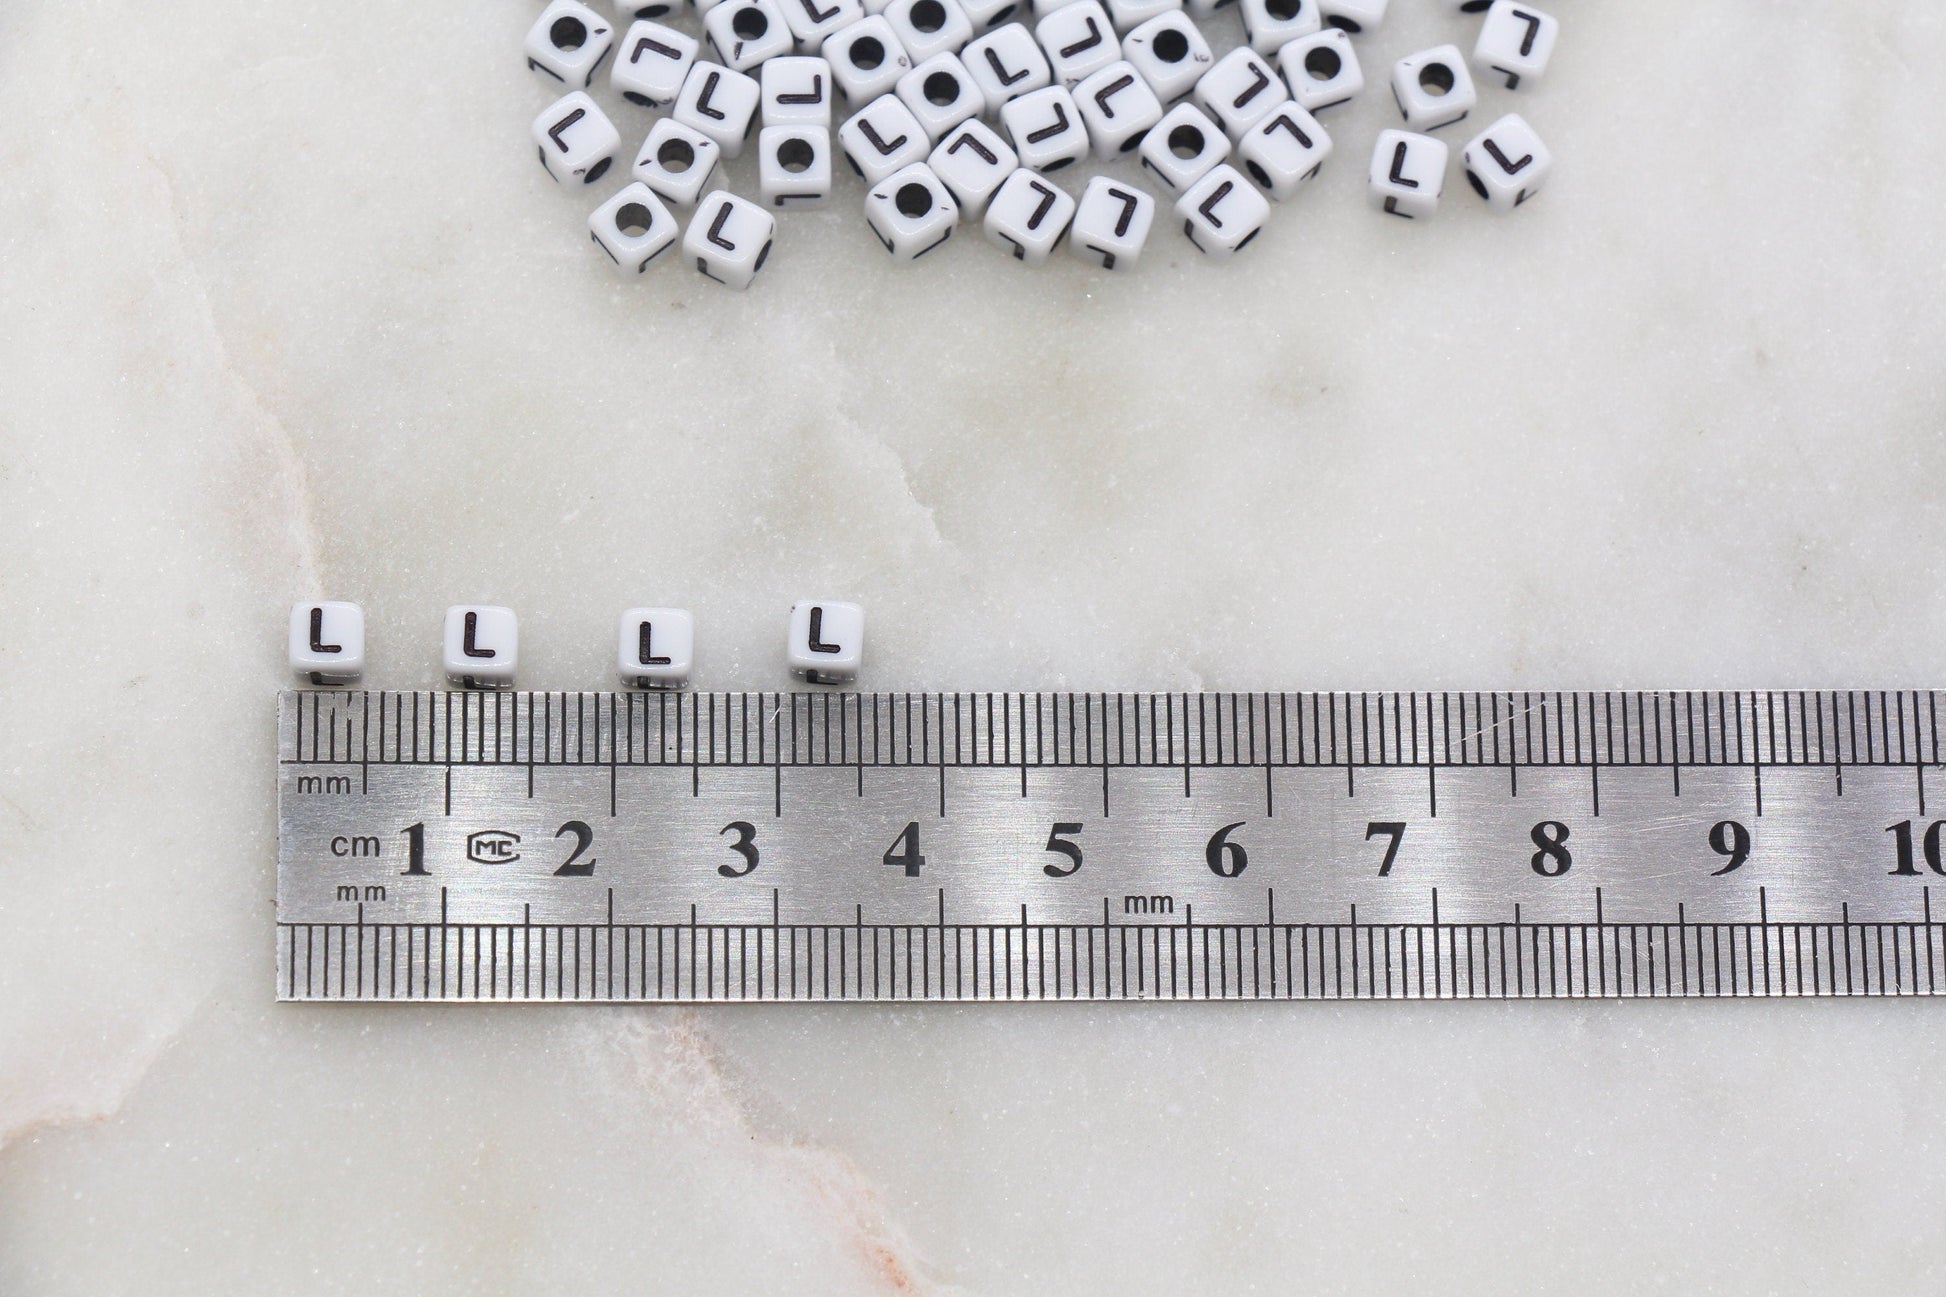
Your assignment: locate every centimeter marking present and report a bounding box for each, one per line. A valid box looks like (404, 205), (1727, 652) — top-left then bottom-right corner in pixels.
(277, 690), (1946, 1004)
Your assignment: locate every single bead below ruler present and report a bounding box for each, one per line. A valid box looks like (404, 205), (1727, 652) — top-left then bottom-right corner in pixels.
(289, 602), (364, 686)
(526, 1), (617, 90)
(788, 601), (865, 684)
(1461, 112), (1551, 213)
(443, 606), (519, 689)
(618, 608), (695, 689)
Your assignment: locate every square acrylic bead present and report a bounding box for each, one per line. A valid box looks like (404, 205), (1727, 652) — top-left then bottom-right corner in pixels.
(896, 53), (985, 141)
(1194, 47), (1286, 140)
(885, 0), (975, 63)
(526, 1), (617, 89)
(591, 182), (681, 272)
(1390, 45), (1475, 131)
(1175, 162), (1268, 256)
(1473, 1), (1557, 89)
(1236, 102), (1328, 199)
(780, 0), (865, 51)
(962, 23), (1052, 109)
(1461, 112), (1550, 212)
(983, 167), (1075, 262)
(999, 85), (1089, 171)
(1317, 0), (1384, 33)
(759, 125), (835, 206)
(685, 190), (778, 287)
(839, 93), (931, 181)
(618, 609), (694, 689)
(1239, 0), (1317, 59)
(534, 92), (623, 186)
(611, 20), (697, 105)
(1137, 101), (1227, 193)
(824, 17), (915, 104)
(1035, 1), (1120, 87)
(673, 62), (762, 156)
(1073, 60), (1162, 158)
(1277, 28), (1360, 111)
(632, 118), (723, 206)
(928, 118), (1017, 219)
(704, 0), (795, 72)
(289, 602), (364, 685)
(763, 56), (835, 126)
(443, 606), (518, 689)
(1121, 12), (1213, 103)
(1367, 127), (1446, 219)
(864, 162), (961, 259)
(788, 601), (864, 684)
(1069, 175), (1154, 269)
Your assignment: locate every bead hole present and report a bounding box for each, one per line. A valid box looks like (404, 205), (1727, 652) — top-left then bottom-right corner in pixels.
(1167, 123), (1205, 158)
(616, 202), (656, 237)
(1418, 62), (1455, 96)
(550, 16), (589, 49)
(732, 6), (769, 38)
(1151, 28), (1189, 63)
(1245, 160), (1271, 188)
(658, 137), (696, 171)
(1303, 46), (1340, 80)
(910, 0), (947, 32)
(777, 136), (816, 172)
(849, 36), (886, 69)
(923, 70), (961, 104)
(895, 182), (934, 217)
(1265, 0), (1302, 20)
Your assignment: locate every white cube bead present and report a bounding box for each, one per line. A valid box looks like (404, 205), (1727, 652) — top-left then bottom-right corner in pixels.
(885, 0), (975, 62)
(685, 190), (778, 287)
(704, 0), (795, 72)
(1317, 0), (1384, 33)
(534, 92), (623, 187)
(1236, 102), (1328, 199)
(1103, 0), (1179, 35)
(590, 182), (681, 273)
(962, 23), (1051, 109)
(825, 17), (915, 104)
(758, 125), (835, 207)
(1277, 27), (1360, 111)
(1239, 0), (1317, 59)
(999, 85), (1089, 172)
(788, 601), (864, 684)
(1175, 162), (1267, 256)
(983, 167), (1075, 262)
(865, 162), (961, 259)
(1122, 12), (1212, 103)
(526, 1), (617, 89)
(763, 56), (835, 126)
(1367, 127), (1446, 219)
(928, 118), (1018, 219)
(1390, 45), (1474, 132)
(616, 0), (680, 20)
(896, 53), (985, 141)
(1073, 60), (1162, 158)
(961, 0), (1027, 32)
(1069, 175), (1154, 269)
(673, 62), (762, 156)
(612, 21), (698, 105)
(1473, 1), (1557, 89)
(1193, 47), (1286, 140)
(1137, 101), (1227, 193)
(1461, 112), (1550, 212)
(839, 93), (931, 181)
(443, 606), (518, 689)
(289, 602), (364, 685)
(618, 608), (694, 689)
(1035, 1), (1120, 87)
(633, 118), (723, 206)
(780, 0), (865, 51)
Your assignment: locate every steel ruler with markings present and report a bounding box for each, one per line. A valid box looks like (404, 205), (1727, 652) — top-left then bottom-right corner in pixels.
(277, 689), (1946, 1003)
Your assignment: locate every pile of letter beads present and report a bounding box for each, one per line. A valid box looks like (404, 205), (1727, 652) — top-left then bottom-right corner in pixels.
(526, 0), (1559, 284)
(289, 601), (867, 690)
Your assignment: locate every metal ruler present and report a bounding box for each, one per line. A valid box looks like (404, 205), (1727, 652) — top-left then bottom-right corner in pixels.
(277, 689), (1946, 1003)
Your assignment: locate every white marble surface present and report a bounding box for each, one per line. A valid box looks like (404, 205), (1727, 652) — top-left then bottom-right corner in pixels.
(4, 1), (1946, 1291)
